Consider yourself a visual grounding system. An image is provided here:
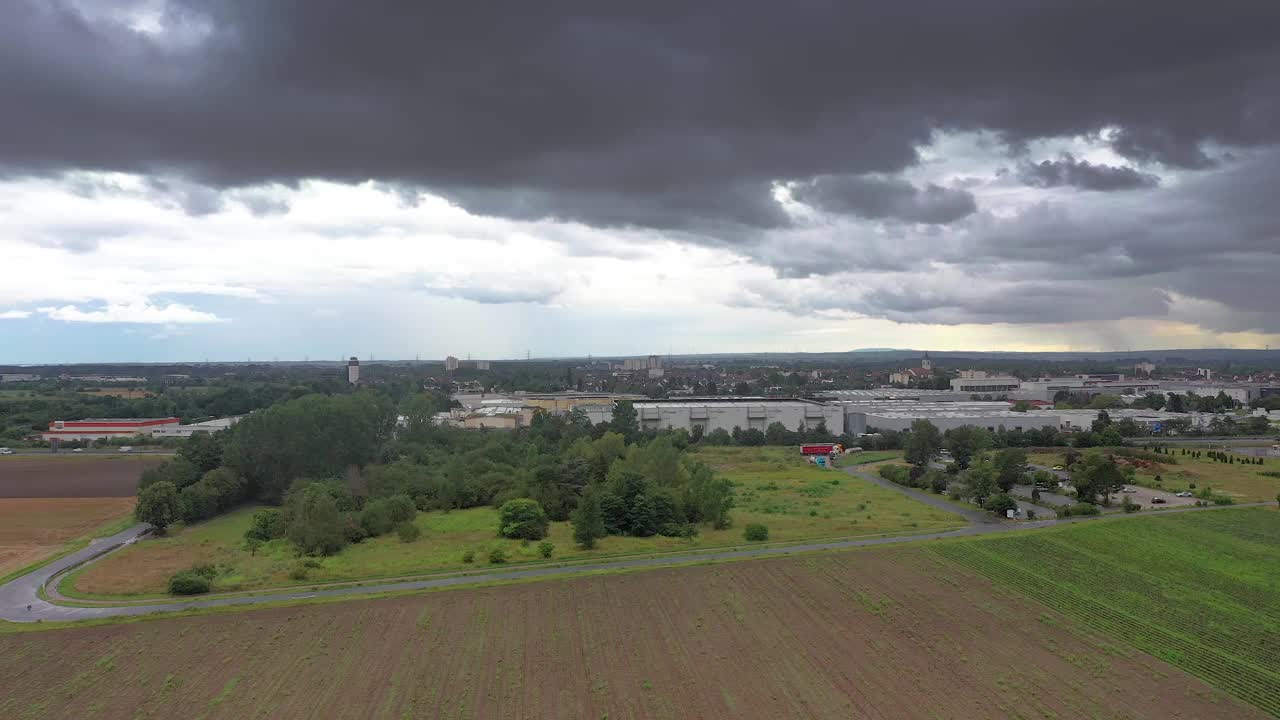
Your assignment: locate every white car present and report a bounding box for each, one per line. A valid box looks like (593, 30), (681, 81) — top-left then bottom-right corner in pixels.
(0, 447), (13, 455)
(1121, 487), (1138, 493)
(1175, 491), (1194, 498)
(119, 446), (133, 453)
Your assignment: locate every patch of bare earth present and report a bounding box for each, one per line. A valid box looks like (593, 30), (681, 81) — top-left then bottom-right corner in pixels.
(0, 457), (162, 498)
(0, 549), (1264, 719)
(0, 497), (135, 576)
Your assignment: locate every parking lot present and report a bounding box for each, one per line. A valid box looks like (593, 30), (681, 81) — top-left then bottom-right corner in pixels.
(1115, 484), (1198, 509)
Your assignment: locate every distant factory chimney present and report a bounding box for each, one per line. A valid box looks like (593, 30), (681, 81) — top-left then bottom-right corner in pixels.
(347, 356), (360, 385)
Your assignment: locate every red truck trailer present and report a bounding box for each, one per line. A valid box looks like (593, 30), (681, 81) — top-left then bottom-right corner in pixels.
(799, 443), (842, 456)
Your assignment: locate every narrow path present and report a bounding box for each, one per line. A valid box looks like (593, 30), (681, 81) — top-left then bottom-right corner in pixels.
(1, 473), (1271, 623)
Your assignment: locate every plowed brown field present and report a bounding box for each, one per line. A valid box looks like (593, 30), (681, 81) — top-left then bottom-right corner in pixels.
(0, 456), (162, 497)
(0, 548), (1262, 720)
(0, 498), (135, 577)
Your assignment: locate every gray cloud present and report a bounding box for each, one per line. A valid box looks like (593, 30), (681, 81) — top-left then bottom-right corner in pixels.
(792, 176), (977, 224)
(4, 1), (1280, 336)
(1017, 154), (1160, 191)
(418, 274), (564, 305)
(3, 1), (1279, 230)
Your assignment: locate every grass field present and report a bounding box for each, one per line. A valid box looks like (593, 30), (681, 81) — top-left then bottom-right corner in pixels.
(1031, 448), (1280, 501)
(3, 540), (1264, 720)
(0, 498), (136, 582)
(934, 507), (1280, 717)
(66, 446), (964, 597)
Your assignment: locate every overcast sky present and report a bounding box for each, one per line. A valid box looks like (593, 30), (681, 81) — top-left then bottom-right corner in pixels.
(3, 1), (1280, 363)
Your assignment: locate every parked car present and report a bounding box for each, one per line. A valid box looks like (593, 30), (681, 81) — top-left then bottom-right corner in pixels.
(0, 447), (13, 455)
(1121, 487), (1137, 493)
(71, 448), (84, 453)
(1175, 491), (1193, 497)
(119, 446), (133, 453)
(1150, 496), (1167, 504)
(1051, 465), (1065, 471)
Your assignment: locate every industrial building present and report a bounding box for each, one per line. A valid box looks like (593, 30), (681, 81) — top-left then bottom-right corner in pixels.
(632, 398), (844, 435)
(347, 357), (360, 385)
(151, 416), (245, 438)
(858, 409), (1060, 434)
(949, 371), (1021, 394)
(817, 388), (975, 402)
(1155, 382), (1280, 406)
(0, 373), (40, 383)
(41, 418), (181, 442)
(461, 405), (535, 430)
(1014, 376), (1160, 402)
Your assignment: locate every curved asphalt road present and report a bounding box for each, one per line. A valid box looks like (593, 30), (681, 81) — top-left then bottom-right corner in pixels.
(1, 466), (1270, 623)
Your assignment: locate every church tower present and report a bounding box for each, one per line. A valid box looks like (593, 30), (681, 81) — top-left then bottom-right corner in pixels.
(921, 352), (932, 371)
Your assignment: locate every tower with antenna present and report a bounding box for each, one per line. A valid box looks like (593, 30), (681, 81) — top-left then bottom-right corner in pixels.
(347, 356), (360, 385)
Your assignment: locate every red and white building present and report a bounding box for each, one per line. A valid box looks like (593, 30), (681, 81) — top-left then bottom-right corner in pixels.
(41, 418), (181, 442)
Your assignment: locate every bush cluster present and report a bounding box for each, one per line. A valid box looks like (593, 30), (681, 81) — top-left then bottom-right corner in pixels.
(167, 563), (219, 595)
(1055, 503), (1102, 518)
(743, 523), (769, 542)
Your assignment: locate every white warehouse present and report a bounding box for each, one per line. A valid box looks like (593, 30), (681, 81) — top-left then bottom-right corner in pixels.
(633, 398), (844, 434)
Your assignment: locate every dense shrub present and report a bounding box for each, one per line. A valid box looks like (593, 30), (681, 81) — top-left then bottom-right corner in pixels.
(743, 523), (769, 542)
(359, 499), (397, 537)
(396, 521), (421, 543)
(488, 548), (507, 564)
(244, 508), (283, 542)
(982, 493), (1019, 517)
(1055, 503), (1102, 518)
(168, 570), (211, 595)
(538, 540), (554, 558)
(462, 549), (475, 563)
(498, 499), (550, 540)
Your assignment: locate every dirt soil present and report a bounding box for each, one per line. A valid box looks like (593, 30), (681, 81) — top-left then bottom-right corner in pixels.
(0, 548), (1263, 720)
(0, 497), (136, 577)
(0, 456), (162, 498)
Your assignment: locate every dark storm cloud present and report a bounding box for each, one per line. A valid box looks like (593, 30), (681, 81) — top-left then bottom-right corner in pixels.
(4, 1), (1280, 229)
(1017, 154), (1160, 191)
(5, 0), (1280, 333)
(792, 176), (976, 224)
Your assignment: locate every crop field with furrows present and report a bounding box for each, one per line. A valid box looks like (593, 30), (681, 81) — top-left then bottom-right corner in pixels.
(65, 447), (963, 598)
(1, 546), (1263, 719)
(0, 456), (164, 498)
(0, 497), (136, 579)
(933, 507), (1280, 717)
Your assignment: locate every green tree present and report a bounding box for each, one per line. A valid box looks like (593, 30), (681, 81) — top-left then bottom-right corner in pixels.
(960, 459), (998, 506)
(1099, 426), (1125, 447)
(285, 482), (347, 556)
(244, 508), (283, 542)
(743, 522), (769, 542)
(608, 400), (639, 441)
(498, 498), (550, 540)
(944, 426), (993, 471)
(572, 487), (607, 549)
(764, 421), (794, 446)
(982, 493), (1019, 517)
(626, 495), (659, 537)
(136, 480), (182, 533)
(903, 419), (943, 467)
(993, 447), (1028, 492)
(1071, 453), (1126, 505)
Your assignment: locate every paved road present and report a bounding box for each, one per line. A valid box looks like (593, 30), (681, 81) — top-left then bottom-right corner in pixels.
(1, 467), (1271, 623)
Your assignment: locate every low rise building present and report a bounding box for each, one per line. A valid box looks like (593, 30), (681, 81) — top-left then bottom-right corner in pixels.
(462, 405), (535, 429)
(41, 417), (180, 442)
(632, 398), (844, 434)
(949, 374), (1021, 394)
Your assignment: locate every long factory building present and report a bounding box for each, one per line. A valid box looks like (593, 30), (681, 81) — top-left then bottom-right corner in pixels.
(446, 378), (1278, 435)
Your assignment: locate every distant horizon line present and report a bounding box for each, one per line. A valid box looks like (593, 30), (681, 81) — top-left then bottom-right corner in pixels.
(4, 346), (1280, 367)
